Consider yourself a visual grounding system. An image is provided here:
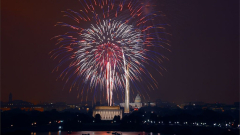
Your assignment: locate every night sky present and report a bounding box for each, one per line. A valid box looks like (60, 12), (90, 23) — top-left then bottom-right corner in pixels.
(1, 0), (239, 104)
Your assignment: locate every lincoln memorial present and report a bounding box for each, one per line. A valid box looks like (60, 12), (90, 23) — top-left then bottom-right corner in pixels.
(92, 106), (122, 120)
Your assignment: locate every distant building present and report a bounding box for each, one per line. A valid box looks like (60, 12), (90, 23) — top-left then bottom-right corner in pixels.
(120, 94), (143, 109)
(93, 106), (122, 120)
(143, 102), (156, 107)
(41, 102), (67, 111)
(67, 104), (76, 109)
(1, 94), (44, 112)
(134, 94), (141, 103)
(179, 102), (205, 110)
(179, 102), (190, 109)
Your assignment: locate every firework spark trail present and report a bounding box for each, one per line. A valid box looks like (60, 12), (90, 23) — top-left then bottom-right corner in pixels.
(52, 0), (169, 105)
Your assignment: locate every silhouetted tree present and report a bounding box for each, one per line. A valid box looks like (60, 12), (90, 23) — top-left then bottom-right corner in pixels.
(95, 114), (101, 122)
(113, 115), (120, 123)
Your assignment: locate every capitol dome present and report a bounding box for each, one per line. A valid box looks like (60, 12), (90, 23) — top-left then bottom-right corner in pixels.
(134, 94), (141, 103)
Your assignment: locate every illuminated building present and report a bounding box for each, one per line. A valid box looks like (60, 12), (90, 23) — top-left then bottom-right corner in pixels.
(93, 106), (122, 120)
(124, 65), (130, 113)
(143, 102), (156, 107)
(120, 94), (142, 109)
(134, 94), (141, 103)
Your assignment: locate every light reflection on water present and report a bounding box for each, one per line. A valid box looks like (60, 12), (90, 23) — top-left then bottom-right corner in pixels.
(33, 131), (171, 135)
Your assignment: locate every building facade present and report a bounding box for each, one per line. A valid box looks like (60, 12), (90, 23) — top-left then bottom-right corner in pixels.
(93, 106), (122, 120)
(120, 94), (143, 109)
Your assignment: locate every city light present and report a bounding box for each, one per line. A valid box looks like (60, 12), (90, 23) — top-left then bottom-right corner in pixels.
(1, 1), (239, 135)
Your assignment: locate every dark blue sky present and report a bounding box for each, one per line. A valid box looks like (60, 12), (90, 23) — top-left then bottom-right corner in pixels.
(1, 0), (239, 104)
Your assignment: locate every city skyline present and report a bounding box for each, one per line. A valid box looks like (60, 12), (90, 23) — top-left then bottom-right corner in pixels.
(1, 91), (238, 106)
(1, 0), (239, 105)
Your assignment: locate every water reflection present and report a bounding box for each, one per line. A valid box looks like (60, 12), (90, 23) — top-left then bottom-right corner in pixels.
(36, 131), (170, 135)
(58, 130), (61, 135)
(31, 132), (37, 135)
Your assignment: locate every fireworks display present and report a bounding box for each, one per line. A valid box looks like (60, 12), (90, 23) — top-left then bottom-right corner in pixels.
(51, 0), (169, 105)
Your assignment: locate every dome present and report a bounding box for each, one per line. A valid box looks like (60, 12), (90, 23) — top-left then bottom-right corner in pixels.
(135, 94), (141, 103)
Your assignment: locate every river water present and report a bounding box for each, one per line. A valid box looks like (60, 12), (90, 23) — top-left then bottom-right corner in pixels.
(34, 131), (172, 135)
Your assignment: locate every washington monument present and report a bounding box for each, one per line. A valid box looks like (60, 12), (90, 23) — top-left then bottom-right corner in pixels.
(124, 65), (130, 113)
